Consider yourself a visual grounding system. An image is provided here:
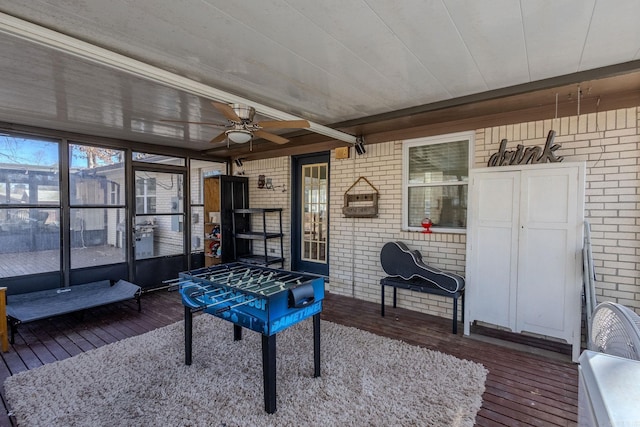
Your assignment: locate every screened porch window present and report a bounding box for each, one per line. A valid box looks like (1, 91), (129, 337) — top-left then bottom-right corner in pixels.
(0, 136), (61, 278)
(68, 143), (126, 269)
(403, 132), (473, 231)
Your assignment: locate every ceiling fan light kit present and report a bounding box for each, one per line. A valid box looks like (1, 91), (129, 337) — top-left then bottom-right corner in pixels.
(226, 129), (252, 144)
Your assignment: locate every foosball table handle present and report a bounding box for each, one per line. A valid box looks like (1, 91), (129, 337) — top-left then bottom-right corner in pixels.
(288, 283), (315, 308)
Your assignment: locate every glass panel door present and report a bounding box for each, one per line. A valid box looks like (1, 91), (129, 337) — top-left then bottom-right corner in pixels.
(133, 171), (185, 259)
(301, 163), (328, 263)
(291, 152), (329, 276)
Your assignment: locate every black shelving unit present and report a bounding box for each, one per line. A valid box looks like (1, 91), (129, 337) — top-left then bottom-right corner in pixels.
(203, 175), (249, 266)
(232, 208), (284, 267)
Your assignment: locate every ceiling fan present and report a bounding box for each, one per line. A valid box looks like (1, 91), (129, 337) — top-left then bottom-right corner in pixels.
(162, 102), (310, 145)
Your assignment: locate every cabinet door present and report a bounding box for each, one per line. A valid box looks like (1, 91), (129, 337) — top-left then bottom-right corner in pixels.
(516, 166), (582, 342)
(466, 170), (520, 332)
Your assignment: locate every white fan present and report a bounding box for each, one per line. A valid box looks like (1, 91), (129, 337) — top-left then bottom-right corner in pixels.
(589, 301), (640, 360)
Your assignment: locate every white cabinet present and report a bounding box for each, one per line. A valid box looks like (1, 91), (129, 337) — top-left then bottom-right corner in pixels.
(464, 162), (585, 362)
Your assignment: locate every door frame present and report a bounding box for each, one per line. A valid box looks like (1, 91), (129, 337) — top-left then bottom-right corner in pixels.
(290, 152), (330, 276)
(130, 163), (188, 289)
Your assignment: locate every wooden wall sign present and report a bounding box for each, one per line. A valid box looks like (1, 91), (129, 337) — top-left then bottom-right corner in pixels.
(488, 130), (563, 167)
(343, 176), (379, 218)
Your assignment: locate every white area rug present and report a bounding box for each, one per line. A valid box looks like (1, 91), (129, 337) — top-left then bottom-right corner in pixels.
(5, 315), (487, 426)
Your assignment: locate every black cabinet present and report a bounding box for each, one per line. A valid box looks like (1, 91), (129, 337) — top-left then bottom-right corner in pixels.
(232, 208), (284, 267)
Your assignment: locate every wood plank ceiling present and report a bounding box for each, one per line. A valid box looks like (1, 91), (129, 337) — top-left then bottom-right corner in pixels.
(0, 0), (639, 160)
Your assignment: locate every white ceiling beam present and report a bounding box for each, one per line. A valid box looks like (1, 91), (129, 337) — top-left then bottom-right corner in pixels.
(0, 12), (358, 145)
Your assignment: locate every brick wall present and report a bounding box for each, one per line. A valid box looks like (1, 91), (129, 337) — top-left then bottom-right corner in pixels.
(329, 142), (467, 318)
(242, 105), (640, 320)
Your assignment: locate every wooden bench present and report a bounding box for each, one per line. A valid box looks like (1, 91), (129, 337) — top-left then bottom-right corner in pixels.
(6, 279), (141, 343)
(380, 276), (464, 334)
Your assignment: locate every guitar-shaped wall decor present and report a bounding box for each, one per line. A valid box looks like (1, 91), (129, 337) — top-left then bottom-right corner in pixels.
(380, 241), (465, 293)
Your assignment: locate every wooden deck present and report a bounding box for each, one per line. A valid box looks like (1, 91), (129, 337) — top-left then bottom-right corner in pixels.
(0, 290), (578, 426)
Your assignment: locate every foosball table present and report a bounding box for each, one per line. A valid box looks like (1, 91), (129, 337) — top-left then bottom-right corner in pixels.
(177, 262), (325, 413)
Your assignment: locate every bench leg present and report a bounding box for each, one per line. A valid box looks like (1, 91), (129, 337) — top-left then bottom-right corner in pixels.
(461, 292), (465, 327)
(452, 296), (458, 335)
(380, 285), (398, 316)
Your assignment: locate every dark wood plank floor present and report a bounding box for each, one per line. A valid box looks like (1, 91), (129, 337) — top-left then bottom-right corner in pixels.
(0, 290), (578, 426)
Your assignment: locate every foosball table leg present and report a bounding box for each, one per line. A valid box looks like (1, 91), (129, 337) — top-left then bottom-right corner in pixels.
(185, 306), (192, 366)
(313, 313), (321, 377)
(262, 334), (277, 414)
(233, 324), (242, 341)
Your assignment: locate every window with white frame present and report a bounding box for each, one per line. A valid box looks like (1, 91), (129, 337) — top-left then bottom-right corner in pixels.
(403, 131), (473, 232)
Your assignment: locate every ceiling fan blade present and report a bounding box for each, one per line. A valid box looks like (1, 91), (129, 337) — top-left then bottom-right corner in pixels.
(210, 132), (228, 143)
(160, 119), (227, 128)
(254, 130), (289, 144)
(257, 119), (310, 129)
(212, 101), (241, 122)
